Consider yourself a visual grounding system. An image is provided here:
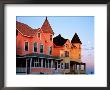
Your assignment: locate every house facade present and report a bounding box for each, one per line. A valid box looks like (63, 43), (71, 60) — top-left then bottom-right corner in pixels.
(53, 33), (86, 74)
(16, 17), (86, 74)
(16, 17), (62, 74)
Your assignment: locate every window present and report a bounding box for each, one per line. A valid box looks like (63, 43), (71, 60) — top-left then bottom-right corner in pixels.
(25, 42), (28, 51)
(65, 63), (69, 69)
(65, 51), (69, 57)
(49, 46), (52, 55)
(32, 58), (39, 67)
(50, 35), (52, 41)
(33, 42), (37, 52)
(40, 44), (43, 53)
(38, 32), (40, 38)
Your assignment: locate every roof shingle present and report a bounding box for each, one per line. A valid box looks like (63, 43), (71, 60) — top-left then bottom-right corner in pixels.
(41, 17), (54, 34)
(16, 21), (39, 37)
(71, 33), (82, 44)
(53, 34), (68, 46)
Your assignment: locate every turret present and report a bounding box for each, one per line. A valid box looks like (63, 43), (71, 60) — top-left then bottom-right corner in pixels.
(70, 33), (82, 62)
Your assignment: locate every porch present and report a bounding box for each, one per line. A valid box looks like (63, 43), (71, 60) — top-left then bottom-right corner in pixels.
(16, 53), (63, 74)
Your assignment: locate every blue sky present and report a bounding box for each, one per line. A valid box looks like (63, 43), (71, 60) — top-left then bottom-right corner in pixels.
(16, 16), (94, 47)
(16, 16), (94, 74)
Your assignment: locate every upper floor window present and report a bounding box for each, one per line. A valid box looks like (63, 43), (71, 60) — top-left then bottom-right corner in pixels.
(40, 44), (43, 53)
(65, 51), (69, 57)
(33, 42), (37, 52)
(25, 42), (28, 51)
(38, 32), (40, 38)
(49, 46), (52, 55)
(50, 35), (52, 41)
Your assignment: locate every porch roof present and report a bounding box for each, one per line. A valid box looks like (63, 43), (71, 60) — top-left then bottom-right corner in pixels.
(16, 53), (61, 60)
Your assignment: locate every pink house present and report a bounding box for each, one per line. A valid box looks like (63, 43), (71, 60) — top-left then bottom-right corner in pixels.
(16, 17), (62, 74)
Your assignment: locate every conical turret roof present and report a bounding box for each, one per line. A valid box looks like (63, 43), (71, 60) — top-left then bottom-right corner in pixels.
(41, 17), (54, 34)
(71, 33), (82, 44)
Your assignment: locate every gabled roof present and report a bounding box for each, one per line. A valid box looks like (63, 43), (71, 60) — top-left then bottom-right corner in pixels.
(41, 17), (54, 34)
(16, 21), (39, 37)
(71, 33), (82, 44)
(53, 34), (68, 46)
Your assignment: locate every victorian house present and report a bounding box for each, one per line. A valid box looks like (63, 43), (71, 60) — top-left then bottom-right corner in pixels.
(53, 33), (86, 74)
(16, 17), (62, 74)
(16, 17), (86, 74)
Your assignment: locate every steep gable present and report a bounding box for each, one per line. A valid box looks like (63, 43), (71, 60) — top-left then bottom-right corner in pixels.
(16, 21), (39, 37)
(41, 17), (54, 34)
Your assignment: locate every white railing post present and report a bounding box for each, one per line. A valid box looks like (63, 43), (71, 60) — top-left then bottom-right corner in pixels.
(26, 58), (27, 74)
(30, 58), (32, 74)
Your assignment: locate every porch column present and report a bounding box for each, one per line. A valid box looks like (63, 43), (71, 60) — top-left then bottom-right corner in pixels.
(60, 61), (61, 69)
(57, 61), (58, 69)
(74, 64), (77, 74)
(30, 58), (32, 73)
(48, 59), (49, 68)
(51, 59), (53, 68)
(79, 64), (81, 74)
(41, 58), (43, 67)
(26, 58), (27, 74)
(45, 59), (46, 68)
(69, 62), (70, 70)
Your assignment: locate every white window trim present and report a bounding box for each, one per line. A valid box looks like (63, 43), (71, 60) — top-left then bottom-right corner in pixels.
(50, 34), (53, 41)
(38, 32), (41, 40)
(34, 59), (39, 67)
(40, 44), (44, 54)
(33, 42), (37, 53)
(24, 41), (29, 51)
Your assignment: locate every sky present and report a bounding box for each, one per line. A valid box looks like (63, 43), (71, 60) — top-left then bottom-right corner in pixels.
(16, 16), (94, 74)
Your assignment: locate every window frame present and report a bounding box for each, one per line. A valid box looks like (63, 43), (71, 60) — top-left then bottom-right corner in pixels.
(24, 41), (29, 51)
(33, 42), (37, 52)
(40, 44), (44, 53)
